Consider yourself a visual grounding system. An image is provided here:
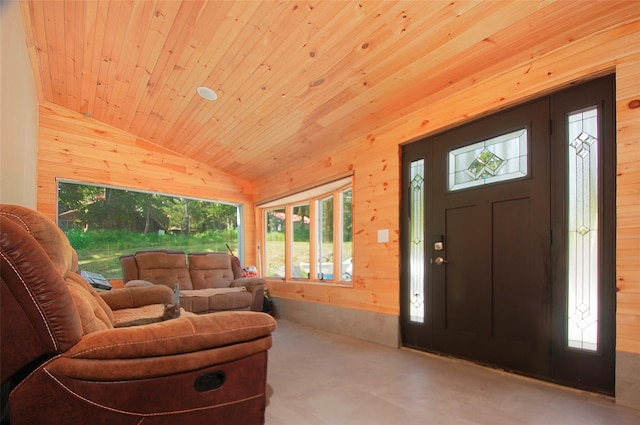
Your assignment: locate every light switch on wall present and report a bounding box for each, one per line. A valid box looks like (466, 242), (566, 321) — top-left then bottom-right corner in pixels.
(378, 229), (389, 243)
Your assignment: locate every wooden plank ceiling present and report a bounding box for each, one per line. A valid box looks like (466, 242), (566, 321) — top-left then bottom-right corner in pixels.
(20, 0), (639, 183)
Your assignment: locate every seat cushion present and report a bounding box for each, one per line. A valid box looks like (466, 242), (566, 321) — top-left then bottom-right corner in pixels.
(111, 304), (195, 326)
(180, 288), (252, 313)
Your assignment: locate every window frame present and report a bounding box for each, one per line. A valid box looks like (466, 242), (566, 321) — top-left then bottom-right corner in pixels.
(259, 178), (353, 286)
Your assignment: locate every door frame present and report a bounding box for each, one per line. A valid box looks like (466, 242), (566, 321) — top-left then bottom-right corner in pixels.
(400, 75), (616, 394)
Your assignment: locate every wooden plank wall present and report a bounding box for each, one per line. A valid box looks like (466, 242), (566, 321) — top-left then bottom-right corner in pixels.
(616, 53), (640, 355)
(254, 136), (401, 316)
(36, 102), (258, 263)
(35, 23), (640, 356)
(253, 22), (640, 355)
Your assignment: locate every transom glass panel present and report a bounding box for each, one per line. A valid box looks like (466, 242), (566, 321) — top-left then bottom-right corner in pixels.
(449, 129), (528, 191)
(567, 106), (599, 352)
(409, 159), (425, 323)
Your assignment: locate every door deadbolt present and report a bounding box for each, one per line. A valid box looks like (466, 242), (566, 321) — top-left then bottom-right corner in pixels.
(434, 257), (448, 265)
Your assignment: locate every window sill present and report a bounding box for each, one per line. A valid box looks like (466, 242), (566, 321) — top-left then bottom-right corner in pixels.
(265, 277), (353, 288)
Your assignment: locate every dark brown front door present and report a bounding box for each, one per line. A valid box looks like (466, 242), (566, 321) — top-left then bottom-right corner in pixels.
(401, 75), (615, 393)
(429, 98), (550, 376)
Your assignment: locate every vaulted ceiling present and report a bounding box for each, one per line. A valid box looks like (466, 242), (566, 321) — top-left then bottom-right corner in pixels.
(20, 0), (639, 182)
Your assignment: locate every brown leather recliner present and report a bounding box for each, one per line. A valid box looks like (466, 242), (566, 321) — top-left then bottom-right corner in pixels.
(0, 204), (276, 425)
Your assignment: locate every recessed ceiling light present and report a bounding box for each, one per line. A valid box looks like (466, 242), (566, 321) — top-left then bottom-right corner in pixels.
(197, 86), (218, 101)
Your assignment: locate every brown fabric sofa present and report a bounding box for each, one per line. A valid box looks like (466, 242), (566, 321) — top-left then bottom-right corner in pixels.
(0, 204), (276, 425)
(120, 250), (266, 314)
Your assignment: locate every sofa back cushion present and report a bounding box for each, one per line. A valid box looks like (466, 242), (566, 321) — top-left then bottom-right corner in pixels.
(135, 250), (194, 290)
(188, 253), (235, 289)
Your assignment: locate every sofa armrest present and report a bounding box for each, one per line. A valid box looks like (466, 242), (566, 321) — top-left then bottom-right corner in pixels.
(46, 311), (276, 380)
(99, 285), (173, 310)
(230, 277), (266, 293)
(119, 254), (139, 282)
(231, 277), (266, 312)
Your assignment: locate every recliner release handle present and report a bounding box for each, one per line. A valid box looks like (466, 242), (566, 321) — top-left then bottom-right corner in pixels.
(194, 371), (226, 392)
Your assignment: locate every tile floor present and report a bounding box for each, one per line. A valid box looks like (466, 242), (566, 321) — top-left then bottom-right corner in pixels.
(265, 319), (640, 425)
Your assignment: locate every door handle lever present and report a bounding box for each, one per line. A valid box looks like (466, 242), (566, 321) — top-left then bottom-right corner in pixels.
(434, 257), (448, 266)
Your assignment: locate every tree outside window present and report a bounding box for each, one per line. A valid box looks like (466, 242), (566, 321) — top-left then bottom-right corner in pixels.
(292, 204), (310, 278)
(57, 181), (241, 278)
(265, 207), (286, 277)
(341, 188), (353, 281)
(317, 195), (334, 280)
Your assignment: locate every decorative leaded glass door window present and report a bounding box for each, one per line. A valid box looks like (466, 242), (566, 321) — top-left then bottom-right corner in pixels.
(409, 159), (425, 323)
(448, 128), (527, 191)
(566, 106), (599, 351)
